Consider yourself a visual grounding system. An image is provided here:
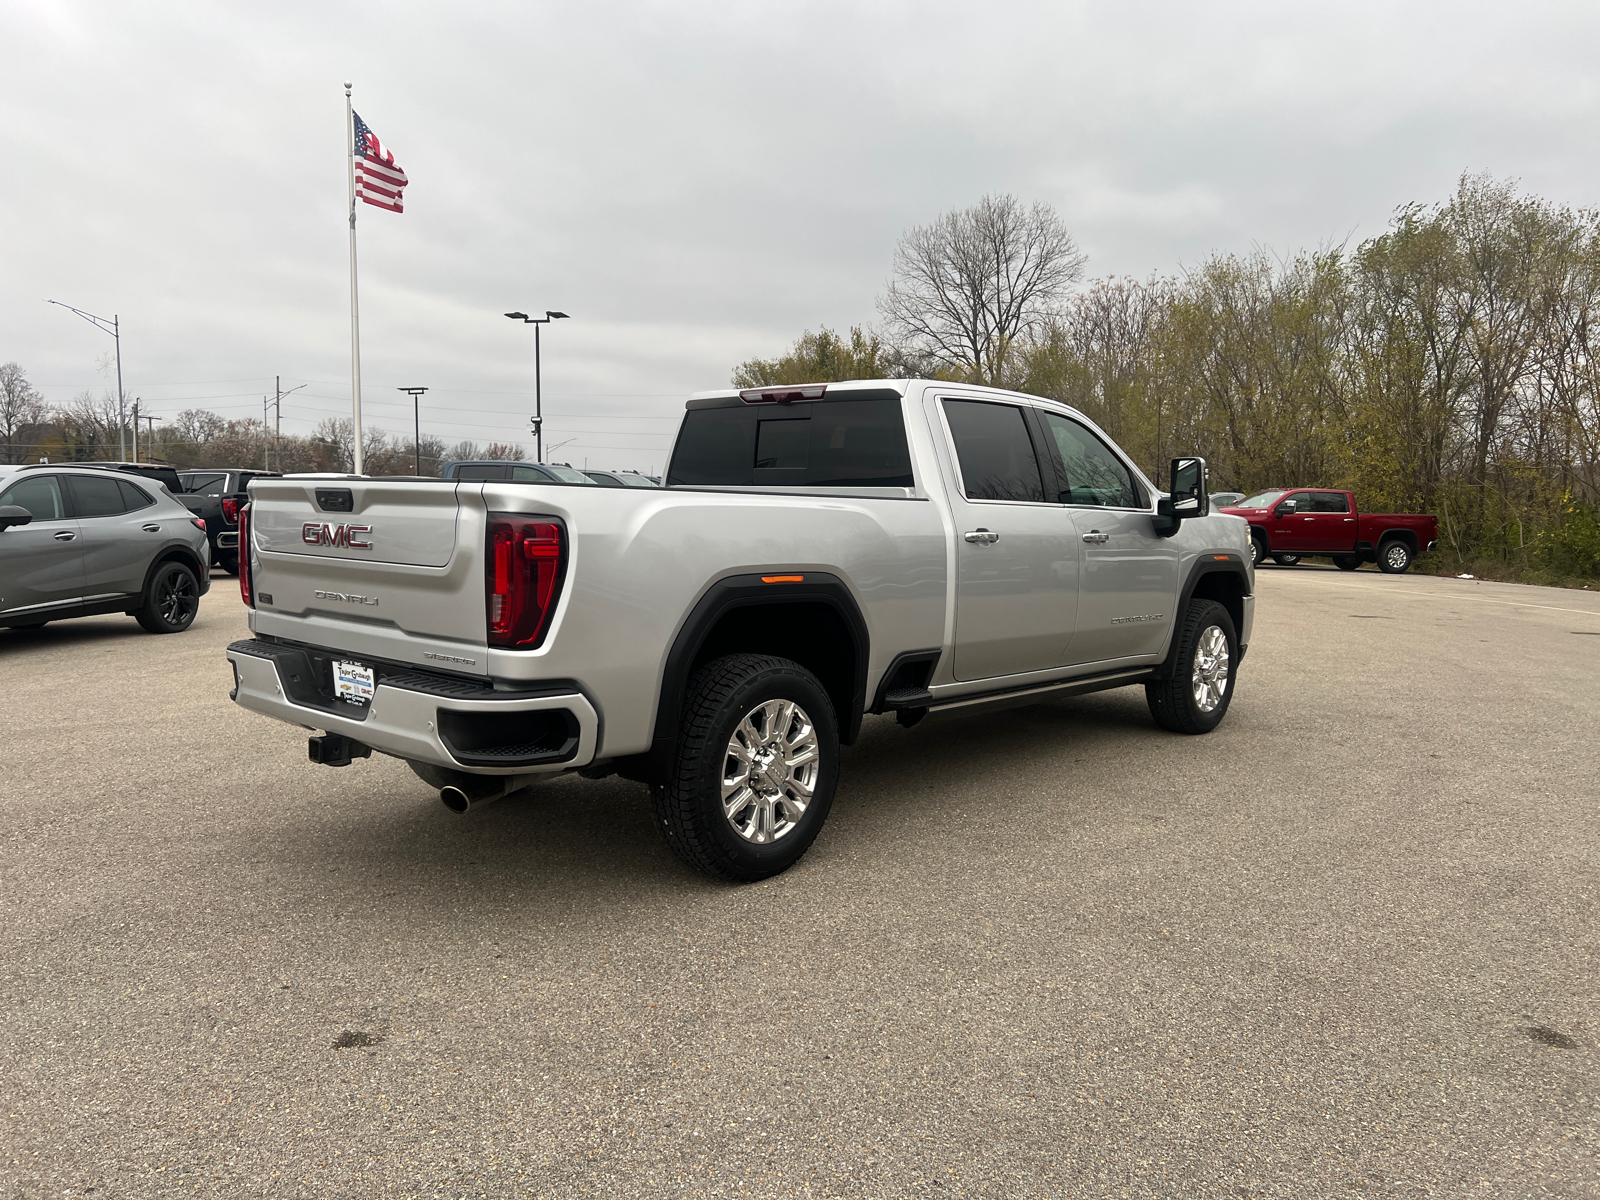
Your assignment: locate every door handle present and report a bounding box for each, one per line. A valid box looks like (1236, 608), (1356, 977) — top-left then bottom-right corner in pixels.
(142, 523), (161, 532)
(963, 529), (1000, 544)
(1081, 530), (1110, 544)
(53, 530), (76, 541)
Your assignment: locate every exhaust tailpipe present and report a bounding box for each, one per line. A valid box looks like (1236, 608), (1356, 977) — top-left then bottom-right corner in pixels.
(405, 760), (542, 816)
(438, 773), (540, 815)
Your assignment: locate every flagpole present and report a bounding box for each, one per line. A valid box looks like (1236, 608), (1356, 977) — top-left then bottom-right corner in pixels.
(345, 81), (365, 475)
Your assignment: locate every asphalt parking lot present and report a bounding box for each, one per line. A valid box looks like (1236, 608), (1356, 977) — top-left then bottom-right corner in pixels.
(3, 565), (1598, 1199)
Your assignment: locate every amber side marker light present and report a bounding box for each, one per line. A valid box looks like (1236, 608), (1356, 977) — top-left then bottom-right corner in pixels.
(1214, 555), (1230, 561)
(761, 575), (805, 583)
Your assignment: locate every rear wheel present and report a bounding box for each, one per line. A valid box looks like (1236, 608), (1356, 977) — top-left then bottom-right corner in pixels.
(217, 551), (238, 576)
(1377, 540), (1413, 574)
(135, 561), (200, 634)
(1146, 599), (1237, 735)
(1272, 554), (1301, 567)
(651, 653), (839, 881)
(1334, 555), (1363, 571)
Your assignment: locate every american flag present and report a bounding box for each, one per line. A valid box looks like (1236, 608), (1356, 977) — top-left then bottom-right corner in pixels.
(353, 111), (407, 213)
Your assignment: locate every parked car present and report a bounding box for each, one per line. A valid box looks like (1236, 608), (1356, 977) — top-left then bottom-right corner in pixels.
(1210, 491), (1246, 507)
(0, 464), (210, 633)
(50, 460), (187, 495)
(178, 469), (280, 574)
(1219, 489), (1438, 572)
(439, 461), (595, 485)
(582, 469), (660, 487)
(227, 378), (1253, 881)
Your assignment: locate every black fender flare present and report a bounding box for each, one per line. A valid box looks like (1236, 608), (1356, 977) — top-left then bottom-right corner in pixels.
(136, 543), (210, 602)
(1157, 553), (1251, 678)
(644, 571), (870, 763)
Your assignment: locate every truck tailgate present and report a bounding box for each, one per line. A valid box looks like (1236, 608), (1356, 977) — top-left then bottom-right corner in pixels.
(247, 477), (489, 671)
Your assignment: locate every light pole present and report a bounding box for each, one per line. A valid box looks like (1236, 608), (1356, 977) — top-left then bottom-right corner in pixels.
(504, 310), (569, 462)
(398, 387), (429, 475)
(47, 300), (126, 461)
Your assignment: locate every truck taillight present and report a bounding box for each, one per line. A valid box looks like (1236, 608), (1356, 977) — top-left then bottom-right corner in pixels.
(486, 516), (565, 648)
(238, 503), (255, 607)
(221, 496), (241, 524)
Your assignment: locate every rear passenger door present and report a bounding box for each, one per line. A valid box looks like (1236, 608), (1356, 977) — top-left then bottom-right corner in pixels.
(0, 473), (84, 613)
(1036, 411), (1178, 666)
(65, 474), (157, 596)
(1302, 490), (1356, 553)
(939, 397), (1080, 681)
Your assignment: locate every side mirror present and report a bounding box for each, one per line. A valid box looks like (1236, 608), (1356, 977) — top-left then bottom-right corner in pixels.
(1169, 457), (1209, 518)
(0, 504), (33, 532)
(1275, 499), (1298, 517)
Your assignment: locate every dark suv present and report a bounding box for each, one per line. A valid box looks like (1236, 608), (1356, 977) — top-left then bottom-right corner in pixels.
(178, 469), (280, 574)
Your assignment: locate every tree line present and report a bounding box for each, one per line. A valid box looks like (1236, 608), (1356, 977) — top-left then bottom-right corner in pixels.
(735, 180), (1600, 582)
(0, 378), (525, 476)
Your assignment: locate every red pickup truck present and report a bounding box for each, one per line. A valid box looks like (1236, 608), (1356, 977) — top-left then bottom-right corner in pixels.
(1219, 489), (1439, 573)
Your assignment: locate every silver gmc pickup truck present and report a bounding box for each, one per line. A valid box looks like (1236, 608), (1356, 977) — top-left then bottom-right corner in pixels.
(227, 379), (1253, 880)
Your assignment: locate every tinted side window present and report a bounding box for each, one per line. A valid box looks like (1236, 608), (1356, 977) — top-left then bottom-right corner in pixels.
(1309, 491), (1349, 513)
(66, 474), (129, 517)
(1040, 414), (1139, 508)
(0, 475), (66, 520)
(1282, 492), (1312, 512)
(942, 400), (1045, 502)
(510, 466), (551, 482)
(454, 465), (510, 481)
(118, 480), (156, 510)
(667, 397), (913, 488)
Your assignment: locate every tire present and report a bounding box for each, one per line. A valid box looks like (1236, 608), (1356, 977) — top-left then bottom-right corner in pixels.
(651, 653), (839, 881)
(1272, 554), (1301, 566)
(1248, 536), (1267, 569)
(1145, 599), (1238, 735)
(1377, 540), (1413, 574)
(217, 551), (238, 576)
(134, 561), (201, 634)
(1334, 555), (1363, 571)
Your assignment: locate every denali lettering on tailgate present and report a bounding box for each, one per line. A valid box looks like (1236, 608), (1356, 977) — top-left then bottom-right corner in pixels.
(302, 522), (372, 549)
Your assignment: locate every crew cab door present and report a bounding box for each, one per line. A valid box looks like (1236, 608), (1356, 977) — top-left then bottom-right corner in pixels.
(939, 397), (1080, 681)
(1266, 491), (1315, 551)
(1300, 490), (1357, 553)
(1035, 411), (1178, 664)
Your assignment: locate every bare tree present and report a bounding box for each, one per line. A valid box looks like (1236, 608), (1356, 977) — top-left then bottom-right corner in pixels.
(0, 362), (46, 464)
(878, 194), (1087, 385)
(481, 442), (527, 461)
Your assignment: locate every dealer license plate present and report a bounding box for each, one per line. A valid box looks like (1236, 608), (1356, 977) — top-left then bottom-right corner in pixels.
(333, 660), (375, 705)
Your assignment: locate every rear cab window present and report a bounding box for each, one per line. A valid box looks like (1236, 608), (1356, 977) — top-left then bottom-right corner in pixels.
(668, 387), (913, 489)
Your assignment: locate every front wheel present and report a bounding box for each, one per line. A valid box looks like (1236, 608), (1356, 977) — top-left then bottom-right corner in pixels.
(1248, 536), (1267, 569)
(1146, 599), (1238, 735)
(652, 653), (840, 881)
(1272, 554), (1301, 567)
(134, 561), (200, 633)
(1377, 540), (1413, 574)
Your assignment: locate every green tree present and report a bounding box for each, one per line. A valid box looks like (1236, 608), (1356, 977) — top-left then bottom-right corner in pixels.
(732, 326), (897, 387)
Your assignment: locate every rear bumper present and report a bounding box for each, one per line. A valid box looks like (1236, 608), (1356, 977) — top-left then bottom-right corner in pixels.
(226, 639), (598, 775)
(216, 531), (239, 549)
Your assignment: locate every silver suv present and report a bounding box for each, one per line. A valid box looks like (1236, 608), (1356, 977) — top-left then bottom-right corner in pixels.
(0, 465), (211, 634)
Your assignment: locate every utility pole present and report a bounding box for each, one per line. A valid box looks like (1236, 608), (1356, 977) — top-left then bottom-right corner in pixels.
(47, 301), (127, 461)
(132, 399), (139, 463)
(397, 387), (429, 475)
(264, 379), (307, 472)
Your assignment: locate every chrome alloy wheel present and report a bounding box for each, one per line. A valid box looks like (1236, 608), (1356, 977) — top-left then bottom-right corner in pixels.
(1385, 543), (1409, 570)
(720, 699), (820, 844)
(1191, 624), (1230, 713)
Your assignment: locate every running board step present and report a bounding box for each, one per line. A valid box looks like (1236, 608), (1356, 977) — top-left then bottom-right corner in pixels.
(882, 687), (935, 710)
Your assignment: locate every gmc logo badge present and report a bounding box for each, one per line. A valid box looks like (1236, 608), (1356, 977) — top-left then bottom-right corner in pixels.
(302, 522), (372, 549)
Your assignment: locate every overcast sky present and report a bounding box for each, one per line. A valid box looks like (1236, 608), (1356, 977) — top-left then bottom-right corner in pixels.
(5, 1), (1600, 471)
